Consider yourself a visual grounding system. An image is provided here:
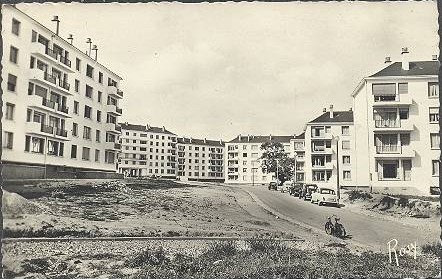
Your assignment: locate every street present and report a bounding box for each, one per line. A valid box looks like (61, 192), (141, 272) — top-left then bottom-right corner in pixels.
(241, 185), (438, 251)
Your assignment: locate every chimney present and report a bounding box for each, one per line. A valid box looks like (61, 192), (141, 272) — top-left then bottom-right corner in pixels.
(401, 47), (410, 71)
(238, 134), (241, 141)
(432, 55), (438, 61)
(247, 134), (250, 141)
(51, 16), (60, 35)
(349, 107), (353, 111)
(329, 105), (334, 119)
(92, 45), (98, 61)
(219, 139), (223, 144)
(269, 134), (272, 141)
(67, 34), (73, 45)
(86, 38), (92, 56)
(323, 108), (326, 113)
(162, 126), (165, 132)
(204, 138), (207, 143)
(190, 137), (193, 143)
(384, 56), (391, 64)
(146, 124), (150, 130)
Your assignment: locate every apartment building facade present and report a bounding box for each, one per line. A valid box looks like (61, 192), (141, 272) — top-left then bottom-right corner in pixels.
(225, 135), (293, 185)
(2, 5), (123, 179)
(304, 108), (356, 191)
(290, 132), (306, 183)
(176, 138), (225, 182)
(352, 50), (439, 195)
(118, 123), (177, 178)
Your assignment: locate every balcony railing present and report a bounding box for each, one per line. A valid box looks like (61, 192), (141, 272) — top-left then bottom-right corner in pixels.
(57, 105), (69, 114)
(43, 71), (57, 85)
(375, 119), (400, 128)
(41, 124), (54, 134)
(116, 125), (122, 132)
(376, 145), (401, 154)
(117, 90), (124, 97)
(114, 143), (122, 149)
(46, 48), (71, 68)
(116, 107), (122, 114)
(374, 95), (397, 102)
(59, 79), (70, 91)
(42, 98), (56, 109)
(55, 127), (68, 137)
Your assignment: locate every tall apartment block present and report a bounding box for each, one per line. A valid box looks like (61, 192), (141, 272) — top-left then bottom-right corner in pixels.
(352, 49), (439, 195)
(2, 5), (123, 179)
(225, 135), (293, 184)
(290, 132), (306, 183)
(176, 137), (225, 182)
(118, 123), (177, 178)
(304, 107), (355, 190)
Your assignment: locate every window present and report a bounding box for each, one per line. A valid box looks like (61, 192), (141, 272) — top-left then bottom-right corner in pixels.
(96, 130), (101, 142)
(72, 123), (78, 137)
(432, 160), (439, 176)
(76, 58), (81, 71)
(97, 110), (102, 122)
(373, 83), (396, 101)
(98, 72), (103, 84)
(428, 82), (439, 98)
(429, 107), (439, 123)
(400, 134), (410, 146)
(74, 101), (79, 114)
(71, 145), (77, 159)
(7, 74), (17, 92)
(243, 153), (247, 158)
(342, 141), (350, 150)
(85, 85), (93, 99)
(86, 64), (94, 79)
(399, 108), (409, 120)
(83, 126), (91, 140)
(47, 140), (64, 157)
(98, 91), (102, 103)
(25, 136), (44, 153)
(3, 132), (13, 149)
(82, 147), (90, 160)
(10, 46), (18, 63)
(31, 30), (37, 42)
(12, 18), (20, 35)
(343, 156), (350, 165)
(95, 149), (100, 162)
(84, 105), (92, 119)
(341, 126), (349, 136)
(430, 133), (440, 149)
(5, 103), (15, 120)
(343, 171), (351, 180)
(398, 83), (408, 94)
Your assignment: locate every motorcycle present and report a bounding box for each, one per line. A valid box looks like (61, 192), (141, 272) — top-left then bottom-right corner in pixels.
(325, 215), (346, 238)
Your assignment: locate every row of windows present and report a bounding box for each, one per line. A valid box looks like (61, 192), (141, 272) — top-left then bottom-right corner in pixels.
(372, 82), (439, 98)
(124, 132), (175, 140)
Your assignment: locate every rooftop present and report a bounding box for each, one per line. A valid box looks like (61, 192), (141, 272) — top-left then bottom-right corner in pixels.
(119, 123), (176, 135)
(294, 132), (305, 140)
(177, 137), (224, 147)
(228, 135), (295, 144)
(308, 111), (354, 124)
(370, 61), (439, 77)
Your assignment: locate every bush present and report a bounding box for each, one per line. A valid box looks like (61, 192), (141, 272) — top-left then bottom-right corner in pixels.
(203, 241), (238, 259)
(124, 247), (170, 268)
(397, 197), (409, 207)
(21, 258), (51, 273)
(348, 190), (372, 201)
(422, 242), (441, 257)
(247, 238), (284, 252)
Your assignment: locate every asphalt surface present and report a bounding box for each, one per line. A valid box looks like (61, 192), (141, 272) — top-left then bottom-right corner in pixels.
(242, 185), (438, 251)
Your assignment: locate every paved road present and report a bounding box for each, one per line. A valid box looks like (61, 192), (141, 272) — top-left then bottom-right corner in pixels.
(242, 185), (438, 251)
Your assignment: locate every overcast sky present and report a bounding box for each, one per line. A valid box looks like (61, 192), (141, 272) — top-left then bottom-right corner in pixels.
(17, 2), (438, 140)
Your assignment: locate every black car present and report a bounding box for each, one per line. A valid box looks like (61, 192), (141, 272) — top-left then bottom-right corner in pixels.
(289, 183), (303, 197)
(303, 184), (318, 201)
(268, 181), (278, 190)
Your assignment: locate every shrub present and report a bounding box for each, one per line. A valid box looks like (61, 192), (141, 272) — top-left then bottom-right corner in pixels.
(21, 258), (51, 273)
(124, 247), (170, 268)
(204, 241), (238, 259)
(348, 190), (372, 201)
(247, 238), (284, 253)
(422, 242), (441, 257)
(397, 197), (409, 207)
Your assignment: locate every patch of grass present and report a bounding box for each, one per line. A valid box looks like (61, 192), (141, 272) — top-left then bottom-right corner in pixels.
(124, 247), (170, 268)
(348, 190), (373, 201)
(397, 197), (409, 207)
(21, 258), (52, 273)
(3, 227), (94, 238)
(422, 242), (441, 257)
(247, 238), (284, 252)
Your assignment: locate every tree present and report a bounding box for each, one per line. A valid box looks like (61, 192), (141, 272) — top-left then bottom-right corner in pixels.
(260, 141), (296, 185)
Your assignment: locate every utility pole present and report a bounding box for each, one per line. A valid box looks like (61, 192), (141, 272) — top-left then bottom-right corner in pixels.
(334, 136), (340, 203)
(252, 160), (255, 186)
(276, 158), (279, 185)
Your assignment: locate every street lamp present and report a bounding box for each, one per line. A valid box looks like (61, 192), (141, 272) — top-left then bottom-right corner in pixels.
(275, 158), (279, 185)
(333, 136), (340, 203)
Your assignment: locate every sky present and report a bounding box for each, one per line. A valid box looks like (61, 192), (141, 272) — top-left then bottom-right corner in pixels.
(17, 2), (438, 140)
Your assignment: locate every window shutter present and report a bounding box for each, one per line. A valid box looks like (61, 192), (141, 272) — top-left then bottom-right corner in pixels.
(372, 83), (396, 95)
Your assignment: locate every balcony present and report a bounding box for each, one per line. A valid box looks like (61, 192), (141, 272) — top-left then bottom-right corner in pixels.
(104, 122), (120, 134)
(106, 104), (122, 116)
(25, 122), (69, 141)
(28, 95), (71, 118)
(374, 145), (416, 158)
(29, 68), (72, 96)
(107, 85), (124, 99)
(311, 162), (333, 170)
(311, 146), (333, 154)
(55, 127), (68, 138)
(372, 95), (412, 107)
(105, 141), (119, 150)
(30, 42), (74, 73)
(311, 133), (333, 140)
(114, 143), (122, 149)
(374, 119), (413, 132)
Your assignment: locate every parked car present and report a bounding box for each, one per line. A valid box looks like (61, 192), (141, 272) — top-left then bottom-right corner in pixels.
(280, 181), (293, 193)
(311, 188), (338, 206)
(301, 184), (318, 201)
(289, 183), (303, 197)
(268, 181), (278, 190)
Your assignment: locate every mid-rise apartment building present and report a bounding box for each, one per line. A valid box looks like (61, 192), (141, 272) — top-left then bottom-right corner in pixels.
(304, 107), (355, 191)
(2, 5), (123, 179)
(290, 132), (306, 183)
(352, 49), (439, 195)
(225, 135), (293, 184)
(176, 137), (225, 182)
(118, 123), (177, 178)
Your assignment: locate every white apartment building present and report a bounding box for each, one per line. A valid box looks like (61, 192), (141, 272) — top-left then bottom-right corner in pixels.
(352, 49), (439, 195)
(176, 137), (225, 182)
(225, 135), (293, 185)
(290, 132), (306, 183)
(118, 123), (177, 178)
(304, 107), (356, 191)
(2, 5), (123, 179)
